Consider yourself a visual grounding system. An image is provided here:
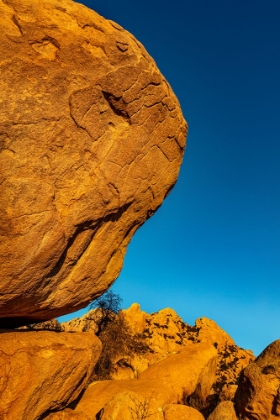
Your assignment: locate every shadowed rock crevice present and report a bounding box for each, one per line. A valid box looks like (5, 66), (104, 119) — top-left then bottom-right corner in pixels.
(102, 91), (131, 121)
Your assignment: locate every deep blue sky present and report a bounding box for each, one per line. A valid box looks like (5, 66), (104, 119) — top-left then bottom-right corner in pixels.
(61, 0), (280, 355)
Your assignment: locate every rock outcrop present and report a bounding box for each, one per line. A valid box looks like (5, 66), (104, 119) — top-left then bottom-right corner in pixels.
(66, 341), (216, 419)
(60, 304), (254, 418)
(235, 339), (280, 420)
(0, 329), (101, 419)
(0, 0), (187, 325)
(119, 305), (255, 391)
(0, 303), (260, 419)
(62, 309), (99, 334)
(63, 304), (254, 390)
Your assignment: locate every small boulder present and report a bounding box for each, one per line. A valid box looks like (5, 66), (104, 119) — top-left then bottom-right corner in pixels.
(208, 401), (238, 420)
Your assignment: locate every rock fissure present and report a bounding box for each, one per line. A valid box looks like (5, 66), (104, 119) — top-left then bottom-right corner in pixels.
(102, 91), (131, 122)
(123, 80), (163, 106)
(9, 209), (52, 220)
(11, 14), (23, 35)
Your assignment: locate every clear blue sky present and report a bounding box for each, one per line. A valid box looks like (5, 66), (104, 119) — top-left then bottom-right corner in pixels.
(61, 0), (280, 356)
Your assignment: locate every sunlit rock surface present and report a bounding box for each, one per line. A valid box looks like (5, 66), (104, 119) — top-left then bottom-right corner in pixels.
(0, 0), (187, 325)
(0, 329), (101, 419)
(235, 339), (280, 420)
(59, 304), (255, 418)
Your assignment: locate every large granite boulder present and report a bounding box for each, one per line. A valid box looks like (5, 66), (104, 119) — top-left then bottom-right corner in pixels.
(0, 0), (187, 325)
(235, 339), (280, 420)
(0, 329), (101, 419)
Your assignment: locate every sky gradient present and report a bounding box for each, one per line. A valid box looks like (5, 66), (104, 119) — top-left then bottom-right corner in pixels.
(60, 0), (280, 356)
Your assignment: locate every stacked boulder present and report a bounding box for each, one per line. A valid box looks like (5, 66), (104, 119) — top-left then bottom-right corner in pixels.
(0, 0), (186, 325)
(0, 0), (186, 418)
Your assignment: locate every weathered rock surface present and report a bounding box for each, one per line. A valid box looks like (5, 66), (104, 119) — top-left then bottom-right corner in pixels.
(164, 404), (205, 420)
(60, 342), (216, 418)
(235, 339), (280, 420)
(62, 309), (99, 334)
(63, 304), (254, 384)
(62, 303), (254, 414)
(208, 401), (238, 420)
(0, 329), (101, 419)
(97, 390), (164, 420)
(0, 0), (187, 325)
(139, 342), (217, 403)
(46, 411), (85, 420)
(42, 305), (256, 419)
(121, 305), (255, 390)
(71, 379), (176, 419)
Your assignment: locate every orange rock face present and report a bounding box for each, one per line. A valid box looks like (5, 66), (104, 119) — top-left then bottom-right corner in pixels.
(0, 329), (101, 419)
(235, 339), (280, 420)
(68, 344), (216, 420)
(60, 308), (218, 419)
(62, 303), (254, 395)
(164, 404), (205, 420)
(72, 379), (176, 419)
(139, 343), (217, 403)
(41, 305), (256, 419)
(93, 390), (166, 420)
(0, 0), (187, 324)
(208, 401), (238, 420)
